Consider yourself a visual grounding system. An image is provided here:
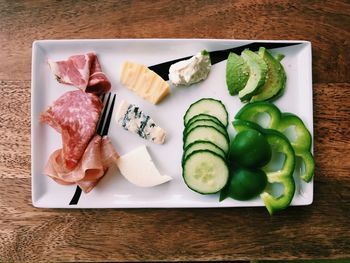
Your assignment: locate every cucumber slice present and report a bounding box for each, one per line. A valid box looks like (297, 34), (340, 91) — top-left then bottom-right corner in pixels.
(183, 150), (229, 194)
(184, 119), (228, 138)
(186, 114), (224, 128)
(184, 126), (229, 153)
(184, 98), (228, 127)
(183, 140), (226, 161)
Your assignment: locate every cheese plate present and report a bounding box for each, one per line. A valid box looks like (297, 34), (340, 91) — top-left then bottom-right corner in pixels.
(31, 39), (313, 208)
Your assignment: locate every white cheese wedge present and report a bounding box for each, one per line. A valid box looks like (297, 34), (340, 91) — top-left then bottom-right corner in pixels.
(116, 145), (172, 187)
(120, 61), (170, 104)
(115, 100), (166, 144)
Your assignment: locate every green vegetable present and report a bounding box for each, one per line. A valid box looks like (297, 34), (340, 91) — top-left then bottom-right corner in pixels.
(225, 47), (287, 102)
(235, 101), (315, 182)
(184, 118), (227, 138)
(227, 167), (268, 201)
(278, 113), (315, 182)
(182, 98), (230, 195)
(232, 119), (296, 215)
(184, 98), (229, 127)
(183, 150), (229, 194)
(250, 47), (287, 102)
(183, 125), (229, 153)
(186, 113), (223, 128)
(229, 129), (272, 168)
(226, 52), (250, 95)
(183, 140), (226, 162)
(239, 49), (268, 102)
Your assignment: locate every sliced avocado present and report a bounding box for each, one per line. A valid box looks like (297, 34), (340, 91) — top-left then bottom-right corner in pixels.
(250, 47), (287, 102)
(226, 52), (250, 95)
(238, 49), (268, 102)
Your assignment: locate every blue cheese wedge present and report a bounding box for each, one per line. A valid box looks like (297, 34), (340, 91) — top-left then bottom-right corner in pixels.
(115, 100), (166, 144)
(169, 50), (211, 86)
(116, 145), (172, 187)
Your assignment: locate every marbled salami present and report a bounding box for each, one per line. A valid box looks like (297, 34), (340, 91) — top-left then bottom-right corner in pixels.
(40, 90), (103, 169)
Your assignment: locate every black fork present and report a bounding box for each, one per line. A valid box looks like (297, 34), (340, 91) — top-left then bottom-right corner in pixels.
(69, 93), (116, 205)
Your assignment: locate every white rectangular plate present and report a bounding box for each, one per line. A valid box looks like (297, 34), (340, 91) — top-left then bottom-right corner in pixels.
(31, 39), (313, 208)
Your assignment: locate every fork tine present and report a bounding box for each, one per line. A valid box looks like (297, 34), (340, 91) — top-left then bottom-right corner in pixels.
(101, 94), (116, 136)
(100, 93), (105, 102)
(96, 93), (111, 135)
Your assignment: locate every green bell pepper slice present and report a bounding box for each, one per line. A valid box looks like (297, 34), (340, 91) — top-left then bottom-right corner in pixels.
(278, 113), (315, 182)
(233, 119), (296, 215)
(235, 101), (315, 182)
(235, 101), (281, 129)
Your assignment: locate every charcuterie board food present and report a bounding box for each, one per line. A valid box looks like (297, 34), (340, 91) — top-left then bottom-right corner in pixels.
(32, 39), (314, 212)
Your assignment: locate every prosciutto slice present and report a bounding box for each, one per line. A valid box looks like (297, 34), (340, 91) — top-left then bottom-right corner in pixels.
(44, 135), (119, 193)
(40, 90), (103, 170)
(48, 52), (111, 94)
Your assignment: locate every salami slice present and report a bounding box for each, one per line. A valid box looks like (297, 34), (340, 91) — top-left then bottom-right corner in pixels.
(40, 90), (103, 169)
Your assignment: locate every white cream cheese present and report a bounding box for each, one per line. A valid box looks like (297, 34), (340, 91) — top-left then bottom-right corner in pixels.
(169, 50), (211, 86)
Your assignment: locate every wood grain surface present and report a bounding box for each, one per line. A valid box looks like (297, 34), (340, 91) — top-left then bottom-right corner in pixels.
(0, 0), (349, 262)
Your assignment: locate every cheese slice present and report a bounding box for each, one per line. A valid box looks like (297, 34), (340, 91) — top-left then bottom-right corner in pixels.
(120, 61), (170, 104)
(116, 145), (172, 187)
(115, 100), (166, 144)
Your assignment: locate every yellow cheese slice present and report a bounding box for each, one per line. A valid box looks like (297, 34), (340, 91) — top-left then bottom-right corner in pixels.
(120, 61), (170, 104)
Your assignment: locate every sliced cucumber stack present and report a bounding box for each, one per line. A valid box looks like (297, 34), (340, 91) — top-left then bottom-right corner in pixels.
(182, 98), (229, 195)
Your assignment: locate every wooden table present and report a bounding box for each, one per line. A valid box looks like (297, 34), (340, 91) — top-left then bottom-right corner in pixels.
(0, 1), (349, 261)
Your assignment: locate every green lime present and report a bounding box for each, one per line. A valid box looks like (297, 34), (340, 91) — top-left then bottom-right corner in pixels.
(228, 167), (267, 200)
(229, 129), (272, 168)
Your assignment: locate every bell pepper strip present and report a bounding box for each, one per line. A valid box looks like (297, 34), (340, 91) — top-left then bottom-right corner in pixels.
(233, 119), (295, 215)
(278, 113), (315, 182)
(235, 101), (315, 182)
(235, 101), (281, 129)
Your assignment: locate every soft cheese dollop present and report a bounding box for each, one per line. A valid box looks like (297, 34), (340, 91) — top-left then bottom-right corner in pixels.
(169, 50), (211, 86)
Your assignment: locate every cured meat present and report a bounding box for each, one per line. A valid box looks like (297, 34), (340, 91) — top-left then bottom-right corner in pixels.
(48, 53), (93, 90)
(44, 135), (119, 193)
(40, 90), (103, 169)
(48, 52), (111, 94)
(86, 55), (111, 94)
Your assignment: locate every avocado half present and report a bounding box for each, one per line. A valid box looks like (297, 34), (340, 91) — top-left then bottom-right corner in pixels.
(250, 47), (287, 102)
(238, 49), (268, 102)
